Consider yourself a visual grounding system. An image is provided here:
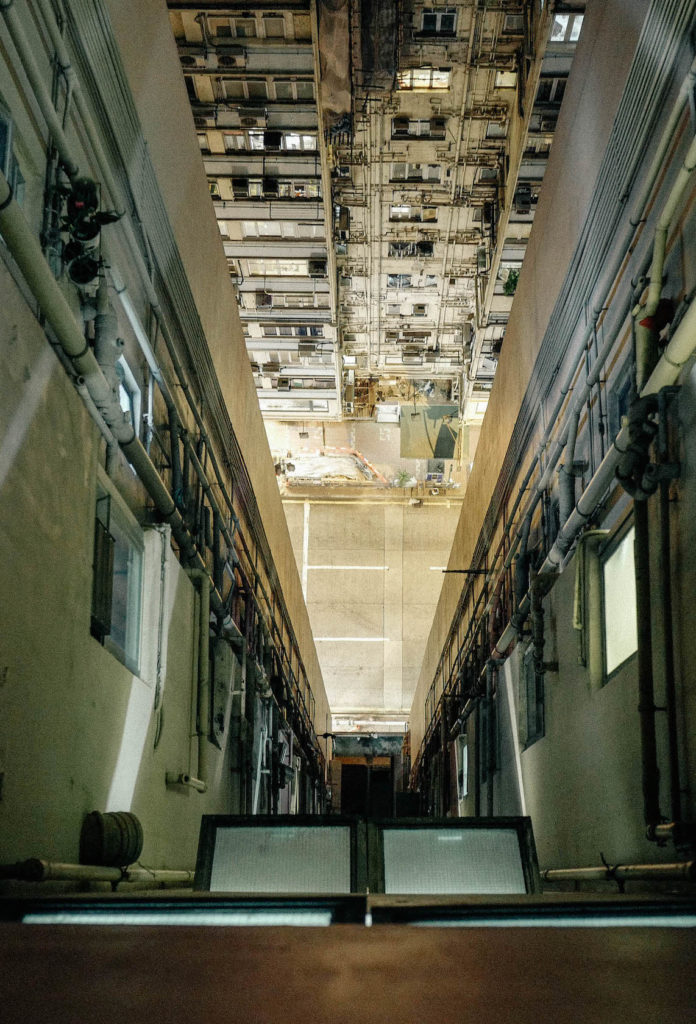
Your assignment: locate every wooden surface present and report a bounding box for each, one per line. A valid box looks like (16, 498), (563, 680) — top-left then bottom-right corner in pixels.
(1, 923), (695, 1023)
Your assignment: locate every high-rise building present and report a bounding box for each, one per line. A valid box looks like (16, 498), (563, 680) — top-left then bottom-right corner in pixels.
(1, 1), (695, 1017)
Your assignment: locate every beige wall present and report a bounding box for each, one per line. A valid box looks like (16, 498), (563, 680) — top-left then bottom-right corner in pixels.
(409, 0), (651, 752)
(104, 0), (329, 736)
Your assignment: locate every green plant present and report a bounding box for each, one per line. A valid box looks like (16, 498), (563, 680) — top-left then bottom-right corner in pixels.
(503, 269), (519, 296)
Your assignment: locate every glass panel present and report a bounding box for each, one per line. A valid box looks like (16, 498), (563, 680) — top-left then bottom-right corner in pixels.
(209, 826), (351, 893)
(570, 15), (583, 42)
(551, 14), (569, 41)
(603, 527), (638, 675)
(383, 828), (526, 894)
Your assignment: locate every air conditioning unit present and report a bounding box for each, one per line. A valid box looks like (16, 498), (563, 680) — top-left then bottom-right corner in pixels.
(255, 290), (273, 308)
(514, 183), (532, 215)
(277, 379), (291, 391)
(238, 107), (267, 128)
(308, 259), (327, 277)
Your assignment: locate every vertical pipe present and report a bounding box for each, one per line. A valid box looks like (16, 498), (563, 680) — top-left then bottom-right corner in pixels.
(634, 500), (662, 834)
(486, 663), (495, 817)
(440, 699), (449, 817)
(659, 478), (681, 822)
(473, 700), (481, 817)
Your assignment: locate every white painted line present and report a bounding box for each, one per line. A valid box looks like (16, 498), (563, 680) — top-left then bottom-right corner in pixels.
(301, 501), (310, 600)
(307, 565), (389, 571)
(314, 637), (387, 643)
(429, 566), (447, 571)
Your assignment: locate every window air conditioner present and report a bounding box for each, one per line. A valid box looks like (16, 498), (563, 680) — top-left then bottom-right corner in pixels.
(239, 108), (267, 128)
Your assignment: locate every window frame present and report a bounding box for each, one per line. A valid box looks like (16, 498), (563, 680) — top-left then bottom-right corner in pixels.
(396, 67), (451, 91)
(600, 520), (638, 682)
(90, 472), (144, 675)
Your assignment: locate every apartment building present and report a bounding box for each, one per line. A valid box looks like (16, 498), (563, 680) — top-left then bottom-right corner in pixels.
(1, 0), (696, 1019)
(168, 2), (341, 418)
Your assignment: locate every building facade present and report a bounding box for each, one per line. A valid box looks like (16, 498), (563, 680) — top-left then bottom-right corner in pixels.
(0, 0), (329, 869)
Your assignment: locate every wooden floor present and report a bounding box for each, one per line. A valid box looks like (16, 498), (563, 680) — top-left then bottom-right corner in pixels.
(1, 921), (695, 1023)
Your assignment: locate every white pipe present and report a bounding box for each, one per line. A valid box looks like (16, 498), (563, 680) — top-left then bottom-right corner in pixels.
(165, 772), (207, 794)
(542, 861), (695, 883)
(188, 568), (212, 791)
(0, 858), (194, 884)
(493, 286), (696, 656)
(0, 168), (202, 562)
(0, 1), (78, 177)
(645, 132), (696, 315)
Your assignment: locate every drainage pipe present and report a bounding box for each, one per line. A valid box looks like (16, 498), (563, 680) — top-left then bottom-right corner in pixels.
(485, 661), (495, 817)
(645, 133), (696, 317)
(0, 859), (194, 885)
(493, 284), (696, 658)
(634, 499), (663, 833)
(0, 168), (206, 569)
(660, 475), (682, 823)
(541, 861), (695, 884)
(189, 568), (212, 790)
(0, 0), (78, 178)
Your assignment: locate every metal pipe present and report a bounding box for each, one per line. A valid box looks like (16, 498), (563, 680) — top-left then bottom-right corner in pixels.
(485, 662), (495, 817)
(164, 771), (207, 794)
(0, 858), (194, 885)
(0, 1), (78, 177)
(541, 861), (695, 883)
(659, 476), (682, 823)
(634, 499), (663, 833)
(645, 132), (696, 316)
(189, 568), (212, 790)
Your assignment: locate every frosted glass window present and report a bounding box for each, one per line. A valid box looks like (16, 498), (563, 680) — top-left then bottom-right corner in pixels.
(603, 527), (638, 675)
(209, 826), (352, 893)
(383, 828), (527, 894)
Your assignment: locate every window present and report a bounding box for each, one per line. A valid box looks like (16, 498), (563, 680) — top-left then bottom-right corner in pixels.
(392, 117), (446, 139)
(263, 15), (285, 37)
(420, 7), (457, 35)
(536, 76), (567, 106)
(602, 526), (638, 676)
(495, 70), (518, 89)
(503, 14), (525, 34)
(261, 325), (324, 338)
(521, 646), (544, 747)
(246, 258), (310, 276)
(550, 13), (583, 43)
(91, 484), (143, 674)
(117, 357), (141, 436)
(275, 80), (314, 101)
(387, 274), (412, 288)
(389, 204), (437, 222)
(397, 67), (450, 90)
(391, 163), (440, 182)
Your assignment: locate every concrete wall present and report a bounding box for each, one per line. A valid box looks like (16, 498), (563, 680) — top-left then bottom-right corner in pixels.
(0, 262), (237, 867)
(0, 0), (329, 871)
(283, 498), (460, 723)
(105, 0), (329, 734)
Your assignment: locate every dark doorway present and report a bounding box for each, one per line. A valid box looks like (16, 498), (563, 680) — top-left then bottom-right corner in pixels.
(341, 763), (393, 817)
